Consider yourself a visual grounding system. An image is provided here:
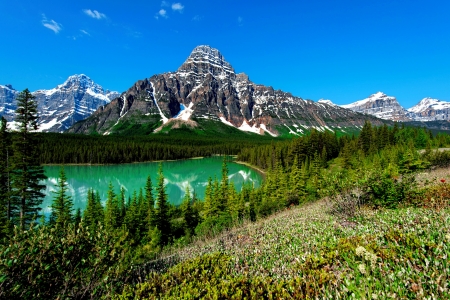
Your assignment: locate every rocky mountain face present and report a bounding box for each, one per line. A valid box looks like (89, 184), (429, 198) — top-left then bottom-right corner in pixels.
(407, 98), (450, 121)
(0, 75), (119, 132)
(340, 92), (412, 121)
(69, 45), (386, 136)
(0, 84), (18, 118)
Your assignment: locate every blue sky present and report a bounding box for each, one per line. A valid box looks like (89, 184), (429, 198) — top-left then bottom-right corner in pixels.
(1, 0), (449, 108)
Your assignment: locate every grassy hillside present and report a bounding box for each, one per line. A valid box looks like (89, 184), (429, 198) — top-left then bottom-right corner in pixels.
(118, 168), (450, 299)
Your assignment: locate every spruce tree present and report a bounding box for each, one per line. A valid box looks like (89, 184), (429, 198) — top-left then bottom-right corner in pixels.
(152, 163), (171, 247)
(10, 89), (46, 229)
(144, 175), (154, 229)
(0, 117), (11, 237)
(50, 167), (74, 226)
(181, 186), (199, 238)
(83, 189), (103, 229)
(219, 157), (229, 211)
(203, 177), (213, 218)
(104, 182), (119, 230)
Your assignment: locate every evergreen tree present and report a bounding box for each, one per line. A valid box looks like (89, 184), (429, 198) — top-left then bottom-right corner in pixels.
(104, 182), (119, 230)
(203, 177), (213, 218)
(219, 157), (229, 211)
(0, 117), (11, 237)
(152, 164), (171, 247)
(144, 175), (154, 229)
(10, 89), (46, 229)
(83, 189), (103, 229)
(50, 167), (74, 226)
(227, 181), (240, 219)
(358, 120), (373, 154)
(74, 208), (82, 228)
(181, 186), (199, 238)
(117, 186), (126, 227)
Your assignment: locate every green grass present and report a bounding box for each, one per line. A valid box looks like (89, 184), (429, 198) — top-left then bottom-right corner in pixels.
(117, 177), (450, 299)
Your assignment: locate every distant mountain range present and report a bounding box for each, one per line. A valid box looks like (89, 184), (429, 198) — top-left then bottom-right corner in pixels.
(0, 75), (119, 132)
(68, 45), (386, 136)
(335, 92), (450, 122)
(1, 46), (449, 135)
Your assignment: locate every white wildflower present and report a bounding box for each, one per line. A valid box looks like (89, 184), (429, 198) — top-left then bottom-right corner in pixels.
(358, 263), (367, 275)
(355, 246), (366, 257)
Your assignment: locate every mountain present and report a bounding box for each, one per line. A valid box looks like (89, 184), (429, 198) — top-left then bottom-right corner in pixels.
(407, 97), (450, 121)
(0, 84), (18, 118)
(340, 92), (412, 121)
(0, 75), (119, 132)
(69, 45), (386, 136)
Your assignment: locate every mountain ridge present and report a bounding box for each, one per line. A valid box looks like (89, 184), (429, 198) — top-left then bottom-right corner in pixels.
(69, 45), (386, 136)
(0, 74), (119, 132)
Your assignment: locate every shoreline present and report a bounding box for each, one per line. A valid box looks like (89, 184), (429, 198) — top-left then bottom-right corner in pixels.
(42, 156), (206, 166)
(234, 160), (266, 176)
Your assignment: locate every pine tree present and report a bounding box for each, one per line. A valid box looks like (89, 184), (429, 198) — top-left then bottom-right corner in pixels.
(358, 120), (373, 154)
(144, 175), (154, 229)
(203, 177), (214, 218)
(117, 186), (126, 227)
(181, 186), (199, 238)
(50, 167), (74, 226)
(219, 157), (229, 211)
(227, 181), (239, 219)
(152, 163), (171, 247)
(0, 117), (11, 237)
(10, 89), (46, 229)
(83, 189), (103, 229)
(104, 182), (119, 230)
(74, 208), (82, 228)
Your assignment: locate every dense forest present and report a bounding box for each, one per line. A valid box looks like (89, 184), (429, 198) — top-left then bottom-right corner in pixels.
(36, 124), (277, 164)
(1, 90), (450, 298)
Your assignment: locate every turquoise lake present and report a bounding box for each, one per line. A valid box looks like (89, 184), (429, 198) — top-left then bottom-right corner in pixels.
(41, 156), (263, 214)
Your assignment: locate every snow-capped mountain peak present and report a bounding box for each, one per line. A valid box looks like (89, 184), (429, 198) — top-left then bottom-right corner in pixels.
(407, 97), (450, 121)
(177, 45), (235, 79)
(0, 75), (120, 132)
(408, 97), (448, 113)
(318, 99), (336, 106)
(340, 92), (411, 121)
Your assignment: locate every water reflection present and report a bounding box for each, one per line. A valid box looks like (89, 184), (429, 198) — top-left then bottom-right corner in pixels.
(41, 157), (262, 213)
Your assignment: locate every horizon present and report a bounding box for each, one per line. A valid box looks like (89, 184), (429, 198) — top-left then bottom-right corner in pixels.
(1, 1), (449, 108)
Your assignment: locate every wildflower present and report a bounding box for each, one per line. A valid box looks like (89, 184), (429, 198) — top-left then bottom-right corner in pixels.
(440, 179), (446, 183)
(358, 263), (367, 274)
(355, 246), (366, 257)
(372, 293), (378, 299)
(446, 233), (450, 242)
(423, 216), (429, 222)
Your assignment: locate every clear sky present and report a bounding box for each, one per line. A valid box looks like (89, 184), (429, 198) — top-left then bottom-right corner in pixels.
(1, 0), (449, 108)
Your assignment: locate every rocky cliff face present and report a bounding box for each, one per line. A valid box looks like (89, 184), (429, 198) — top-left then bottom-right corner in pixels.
(407, 98), (450, 121)
(0, 84), (18, 119)
(0, 75), (119, 132)
(69, 45), (385, 136)
(341, 92), (412, 121)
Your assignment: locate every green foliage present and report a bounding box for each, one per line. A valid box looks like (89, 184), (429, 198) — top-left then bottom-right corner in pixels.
(0, 222), (132, 299)
(83, 189), (103, 230)
(152, 164), (171, 247)
(0, 117), (12, 238)
(10, 89), (46, 229)
(49, 167), (74, 226)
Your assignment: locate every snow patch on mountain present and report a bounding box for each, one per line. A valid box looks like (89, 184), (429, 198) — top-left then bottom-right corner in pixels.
(318, 99), (337, 106)
(340, 92), (411, 121)
(408, 98), (450, 113)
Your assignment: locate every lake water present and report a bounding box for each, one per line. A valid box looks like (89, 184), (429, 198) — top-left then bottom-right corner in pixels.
(41, 156), (263, 214)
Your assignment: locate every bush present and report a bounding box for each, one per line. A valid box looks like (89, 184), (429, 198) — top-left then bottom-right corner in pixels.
(194, 212), (233, 237)
(0, 222), (132, 299)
